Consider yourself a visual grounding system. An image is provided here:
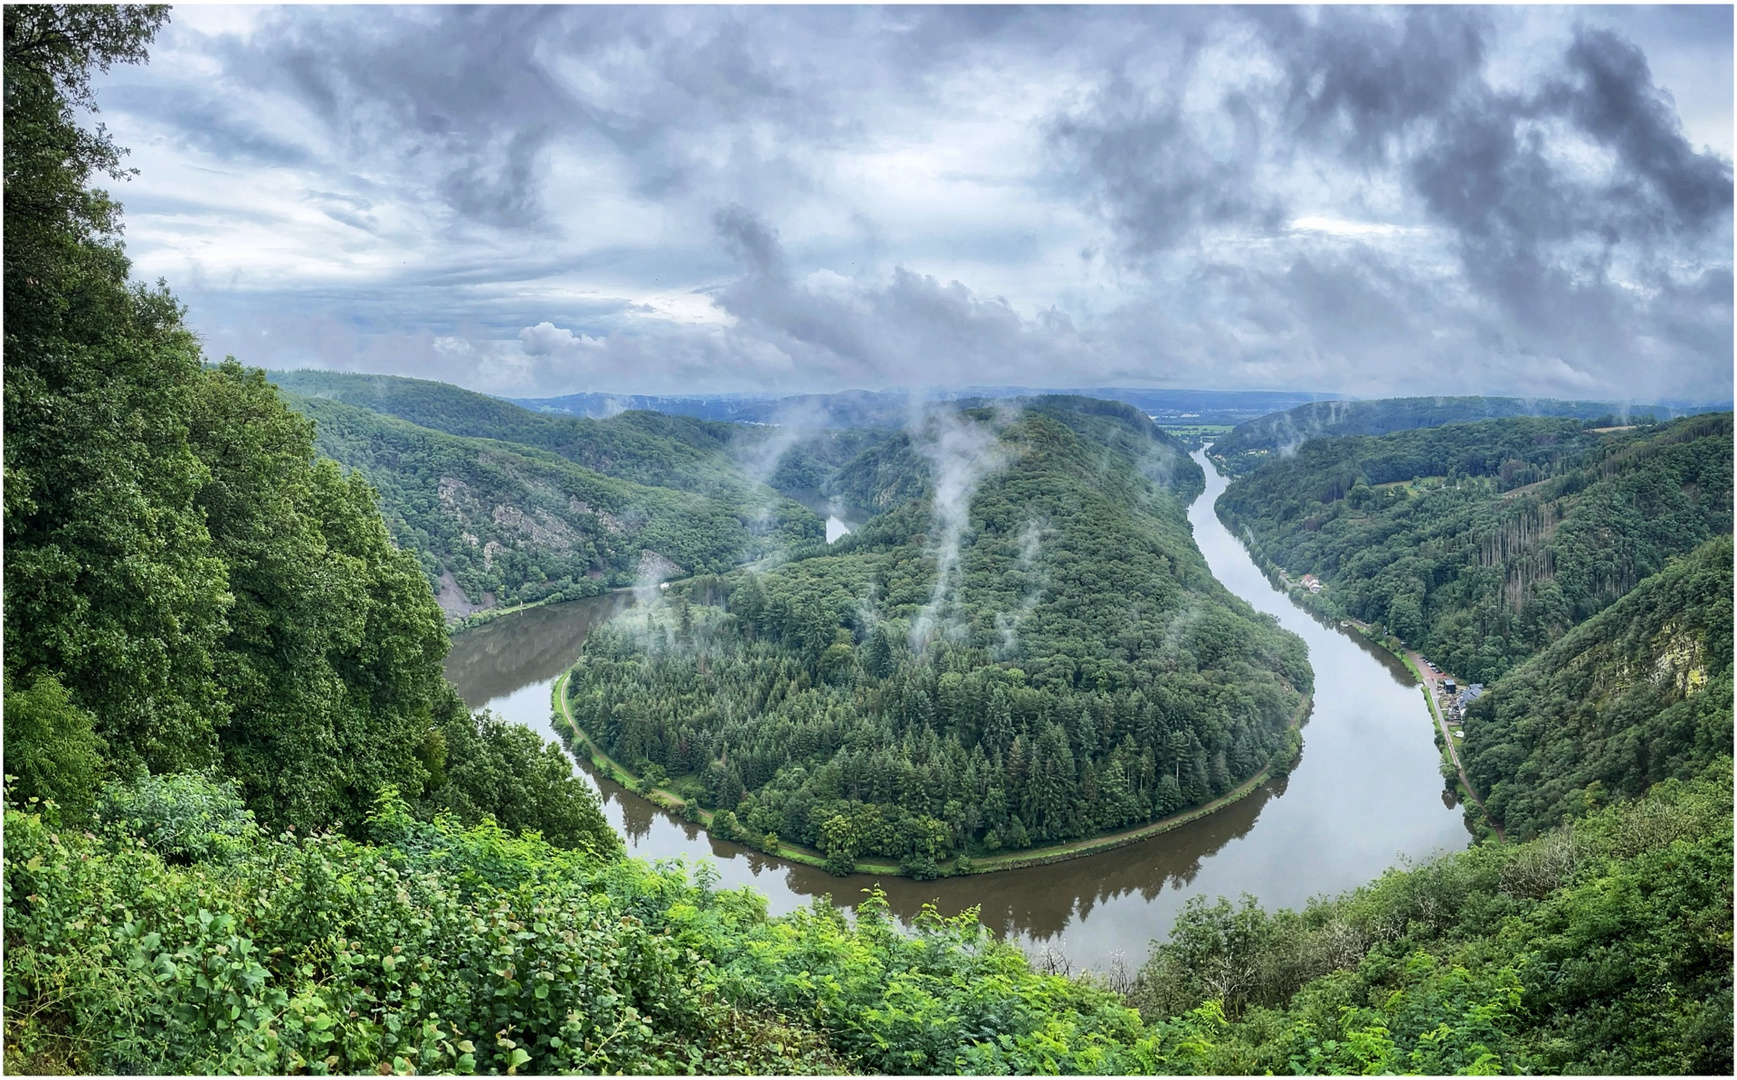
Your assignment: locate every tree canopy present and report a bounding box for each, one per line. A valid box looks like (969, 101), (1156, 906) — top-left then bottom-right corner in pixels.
(1216, 413), (1732, 684)
(565, 403), (1304, 875)
(1460, 536), (1732, 840)
(1211, 396), (1677, 477)
(2, 3), (613, 849)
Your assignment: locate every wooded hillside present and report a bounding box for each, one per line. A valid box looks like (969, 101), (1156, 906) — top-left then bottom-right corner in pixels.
(1216, 413), (1732, 684)
(565, 402), (1304, 875)
(1211, 396), (1680, 477)
(282, 392), (822, 617)
(1461, 535), (1732, 840)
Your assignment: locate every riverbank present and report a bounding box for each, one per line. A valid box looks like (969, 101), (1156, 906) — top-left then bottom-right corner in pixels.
(1334, 617), (1504, 843)
(446, 584), (628, 633)
(1210, 482), (1501, 843)
(550, 669), (1313, 878)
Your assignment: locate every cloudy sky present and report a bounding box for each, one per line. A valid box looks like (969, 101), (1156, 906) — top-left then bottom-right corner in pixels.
(93, 4), (1733, 402)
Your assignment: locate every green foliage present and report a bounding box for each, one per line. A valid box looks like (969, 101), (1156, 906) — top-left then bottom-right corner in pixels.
(5, 3), (230, 778)
(1218, 413), (1732, 685)
(420, 710), (622, 858)
(189, 361), (465, 832)
(11, 772), (1726, 1075)
(270, 368), (774, 498)
(3, 5), (167, 294)
(823, 429), (935, 513)
(6, 789), (1154, 1076)
(1462, 536), (1733, 840)
(567, 405), (1307, 870)
(764, 426), (897, 499)
(94, 770), (260, 865)
(1127, 766), (1734, 1074)
(823, 396), (1203, 515)
(2, 11), (631, 857)
(283, 392), (822, 614)
(2, 672), (105, 826)
(1024, 394), (1205, 505)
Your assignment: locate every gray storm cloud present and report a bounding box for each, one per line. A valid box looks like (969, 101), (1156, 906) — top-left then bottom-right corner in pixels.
(96, 5), (1731, 405)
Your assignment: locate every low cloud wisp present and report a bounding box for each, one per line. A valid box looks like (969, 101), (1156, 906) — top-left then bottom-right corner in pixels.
(908, 405), (1010, 653)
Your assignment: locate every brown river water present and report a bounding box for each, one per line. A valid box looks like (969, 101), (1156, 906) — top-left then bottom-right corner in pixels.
(443, 450), (1469, 972)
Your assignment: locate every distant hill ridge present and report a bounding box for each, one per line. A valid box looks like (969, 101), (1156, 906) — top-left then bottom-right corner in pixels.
(509, 385), (1346, 428)
(1211, 395), (1720, 476)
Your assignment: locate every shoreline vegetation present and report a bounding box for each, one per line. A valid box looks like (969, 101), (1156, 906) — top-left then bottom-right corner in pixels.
(549, 668), (1311, 877)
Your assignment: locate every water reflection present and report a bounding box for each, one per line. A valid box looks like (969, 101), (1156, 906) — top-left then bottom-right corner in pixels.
(443, 451), (1468, 970)
(784, 487), (864, 544)
(443, 592), (631, 732)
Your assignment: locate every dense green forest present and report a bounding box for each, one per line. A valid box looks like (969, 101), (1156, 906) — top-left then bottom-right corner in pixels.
(2, 3), (613, 848)
(6, 9), (1730, 1075)
(563, 401), (1304, 875)
(1216, 413), (1732, 685)
(1460, 535), (1732, 841)
(765, 426), (899, 505)
(816, 396), (1200, 515)
(281, 392), (821, 616)
(1211, 396), (1677, 477)
(1125, 762), (1731, 1075)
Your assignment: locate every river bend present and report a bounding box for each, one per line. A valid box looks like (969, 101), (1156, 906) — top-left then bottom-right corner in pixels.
(444, 450), (1468, 970)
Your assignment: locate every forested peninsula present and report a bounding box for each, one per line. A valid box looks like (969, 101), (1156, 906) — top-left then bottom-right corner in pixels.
(560, 400), (1309, 875)
(5, 8), (1730, 1076)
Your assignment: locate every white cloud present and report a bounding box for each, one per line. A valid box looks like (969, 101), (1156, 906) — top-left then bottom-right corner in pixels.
(87, 5), (1731, 404)
(1288, 216), (1424, 240)
(518, 322), (606, 356)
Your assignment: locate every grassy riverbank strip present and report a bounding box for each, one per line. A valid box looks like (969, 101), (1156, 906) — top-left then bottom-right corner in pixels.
(551, 670), (1311, 878)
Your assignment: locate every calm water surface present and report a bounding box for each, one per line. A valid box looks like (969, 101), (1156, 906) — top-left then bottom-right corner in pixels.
(444, 450), (1468, 970)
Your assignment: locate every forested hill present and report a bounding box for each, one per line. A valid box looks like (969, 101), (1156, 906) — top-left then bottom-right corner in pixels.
(280, 391), (822, 618)
(1215, 412), (1732, 685)
(565, 402), (1307, 876)
(823, 395), (1203, 516)
(1461, 535), (1732, 841)
(1210, 395), (1684, 477)
(276, 369), (1205, 624)
(270, 368), (757, 495)
(1028, 395), (1205, 505)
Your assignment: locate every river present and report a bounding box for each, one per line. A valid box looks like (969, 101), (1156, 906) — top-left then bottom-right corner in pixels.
(443, 449), (1468, 971)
